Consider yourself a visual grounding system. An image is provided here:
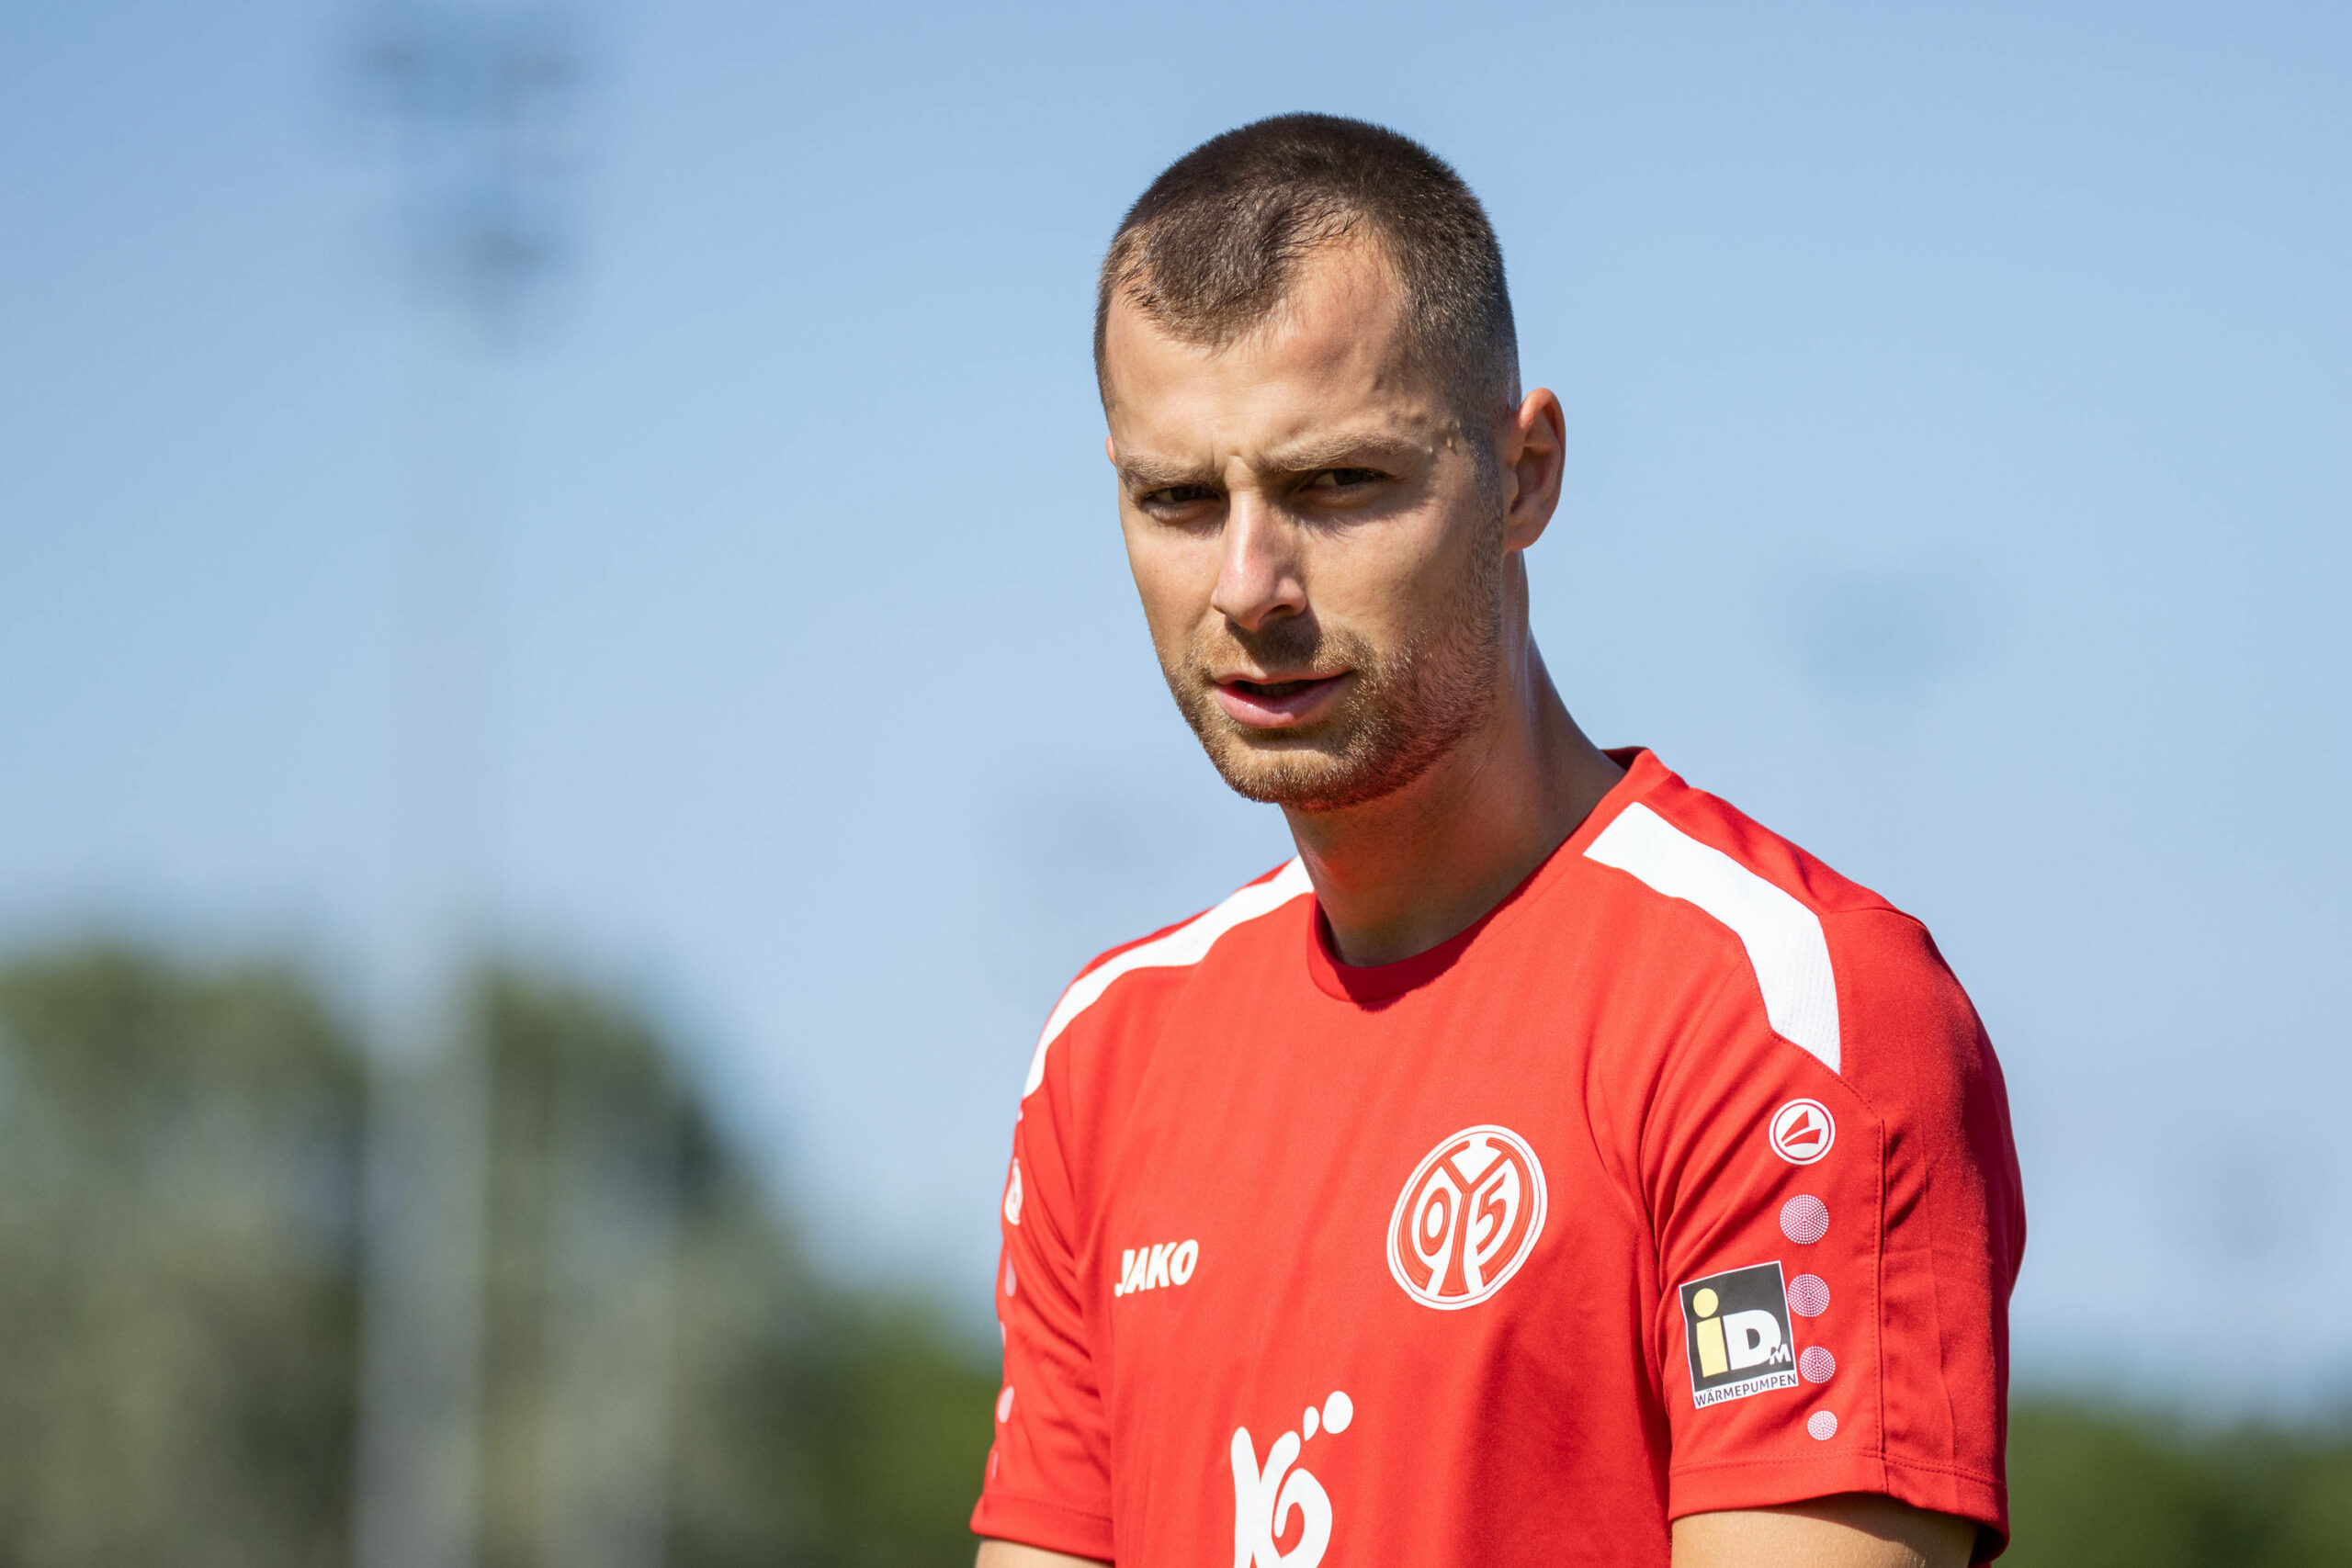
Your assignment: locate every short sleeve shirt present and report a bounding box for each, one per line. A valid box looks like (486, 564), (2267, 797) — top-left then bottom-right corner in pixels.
(972, 750), (2027, 1566)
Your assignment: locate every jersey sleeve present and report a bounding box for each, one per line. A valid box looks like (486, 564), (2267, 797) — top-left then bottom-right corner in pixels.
(968, 1072), (1116, 1560)
(1642, 907), (2026, 1562)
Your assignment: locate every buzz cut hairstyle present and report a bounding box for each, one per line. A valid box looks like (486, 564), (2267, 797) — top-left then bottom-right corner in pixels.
(1094, 113), (1521, 428)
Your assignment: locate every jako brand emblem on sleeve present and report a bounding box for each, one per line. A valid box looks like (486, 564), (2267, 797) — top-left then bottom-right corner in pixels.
(1387, 1125), (1546, 1309)
(1768, 1099), (1836, 1165)
(1680, 1262), (1800, 1407)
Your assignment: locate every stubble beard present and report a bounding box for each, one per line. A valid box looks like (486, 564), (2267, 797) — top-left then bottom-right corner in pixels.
(1161, 525), (1507, 814)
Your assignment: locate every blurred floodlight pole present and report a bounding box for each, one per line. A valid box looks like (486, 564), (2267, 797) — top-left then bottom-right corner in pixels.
(346, 8), (582, 1568)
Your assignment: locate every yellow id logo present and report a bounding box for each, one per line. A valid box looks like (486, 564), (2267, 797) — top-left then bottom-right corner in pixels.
(1679, 1262), (1800, 1407)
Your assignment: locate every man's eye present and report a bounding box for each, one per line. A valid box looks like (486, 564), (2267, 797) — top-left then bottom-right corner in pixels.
(1142, 484), (1218, 507)
(1306, 468), (1383, 491)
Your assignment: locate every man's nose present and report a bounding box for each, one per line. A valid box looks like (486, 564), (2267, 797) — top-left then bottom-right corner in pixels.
(1208, 492), (1306, 633)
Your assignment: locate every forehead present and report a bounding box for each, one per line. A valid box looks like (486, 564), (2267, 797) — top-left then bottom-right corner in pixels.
(1102, 243), (1450, 462)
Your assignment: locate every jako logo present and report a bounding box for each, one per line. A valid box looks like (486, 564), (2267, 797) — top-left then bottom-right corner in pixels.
(1769, 1100), (1836, 1165)
(1387, 1124), (1547, 1309)
(1679, 1262), (1800, 1407)
(1114, 1239), (1198, 1297)
(1230, 1391), (1352, 1568)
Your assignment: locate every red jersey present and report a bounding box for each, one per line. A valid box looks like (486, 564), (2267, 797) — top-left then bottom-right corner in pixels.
(972, 750), (2025, 1566)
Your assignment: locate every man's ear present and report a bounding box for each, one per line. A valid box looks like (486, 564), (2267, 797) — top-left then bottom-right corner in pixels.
(1104, 435), (1117, 465)
(1501, 388), (1566, 554)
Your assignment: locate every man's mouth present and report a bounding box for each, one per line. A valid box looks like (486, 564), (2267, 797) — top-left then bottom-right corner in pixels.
(1212, 671), (1350, 728)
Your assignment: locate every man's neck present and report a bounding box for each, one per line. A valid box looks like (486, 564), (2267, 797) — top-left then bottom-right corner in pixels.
(1283, 649), (1623, 968)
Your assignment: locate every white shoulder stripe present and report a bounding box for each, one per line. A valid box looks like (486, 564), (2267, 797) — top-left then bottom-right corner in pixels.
(1584, 803), (1842, 1074)
(1022, 859), (1316, 1099)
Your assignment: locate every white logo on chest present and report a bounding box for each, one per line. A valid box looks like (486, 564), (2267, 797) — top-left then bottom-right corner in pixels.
(1112, 1237), (1198, 1297)
(1388, 1124), (1547, 1308)
(1229, 1391), (1352, 1568)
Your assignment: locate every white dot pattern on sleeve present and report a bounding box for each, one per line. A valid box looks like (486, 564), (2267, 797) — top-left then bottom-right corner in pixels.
(1780, 1194), (1829, 1245)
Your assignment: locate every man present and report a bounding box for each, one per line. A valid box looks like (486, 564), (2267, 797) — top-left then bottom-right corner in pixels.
(972, 114), (2024, 1568)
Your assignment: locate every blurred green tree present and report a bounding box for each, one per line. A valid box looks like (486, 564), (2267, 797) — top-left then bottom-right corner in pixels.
(0, 944), (994, 1568)
(0, 947), (360, 1567)
(1999, 1399), (2352, 1566)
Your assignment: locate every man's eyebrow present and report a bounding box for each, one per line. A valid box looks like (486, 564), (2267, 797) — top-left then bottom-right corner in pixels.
(1115, 454), (1220, 491)
(1253, 432), (1428, 474)
(1116, 434), (1430, 492)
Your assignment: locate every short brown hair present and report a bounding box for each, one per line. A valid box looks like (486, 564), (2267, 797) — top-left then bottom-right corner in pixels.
(1094, 114), (1520, 423)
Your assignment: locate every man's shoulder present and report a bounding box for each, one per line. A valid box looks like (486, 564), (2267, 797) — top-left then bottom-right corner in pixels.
(1577, 755), (1964, 1079)
(1589, 755), (1899, 925)
(1018, 859), (1311, 1100)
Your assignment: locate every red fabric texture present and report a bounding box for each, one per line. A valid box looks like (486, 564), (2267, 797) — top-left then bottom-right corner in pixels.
(971, 751), (2025, 1565)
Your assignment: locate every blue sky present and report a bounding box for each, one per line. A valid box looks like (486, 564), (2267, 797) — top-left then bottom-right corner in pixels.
(3, 1), (2346, 1408)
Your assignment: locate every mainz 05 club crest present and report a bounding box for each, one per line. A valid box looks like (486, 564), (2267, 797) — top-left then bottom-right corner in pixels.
(1387, 1125), (1547, 1309)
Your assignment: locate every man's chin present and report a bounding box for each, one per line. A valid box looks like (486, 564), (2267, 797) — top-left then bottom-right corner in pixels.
(1203, 737), (1397, 813)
